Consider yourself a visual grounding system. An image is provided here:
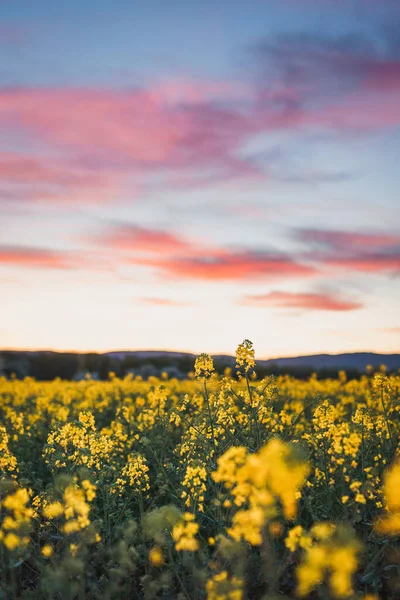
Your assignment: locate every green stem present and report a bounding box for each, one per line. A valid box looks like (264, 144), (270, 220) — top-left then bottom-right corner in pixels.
(245, 373), (261, 448)
(204, 380), (216, 464)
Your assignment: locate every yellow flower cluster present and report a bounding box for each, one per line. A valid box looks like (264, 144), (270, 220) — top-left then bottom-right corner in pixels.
(293, 524), (361, 598)
(181, 461), (207, 512)
(206, 570), (244, 600)
(212, 439), (309, 545)
(375, 462), (400, 535)
(43, 479), (96, 535)
(114, 453), (150, 496)
(44, 412), (114, 472)
(0, 487), (32, 551)
(235, 339), (255, 373)
(172, 512), (199, 551)
(194, 353), (215, 379)
(0, 426), (18, 476)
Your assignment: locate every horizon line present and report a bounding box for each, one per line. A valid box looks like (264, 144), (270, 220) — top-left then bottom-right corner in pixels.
(1, 346), (400, 361)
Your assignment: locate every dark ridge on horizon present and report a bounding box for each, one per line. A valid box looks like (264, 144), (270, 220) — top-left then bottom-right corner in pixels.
(1, 348), (399, 381)
(1, 348), (400, 363)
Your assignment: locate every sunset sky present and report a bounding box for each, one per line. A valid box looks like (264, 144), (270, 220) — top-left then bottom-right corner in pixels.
(1, 0), (399, 357)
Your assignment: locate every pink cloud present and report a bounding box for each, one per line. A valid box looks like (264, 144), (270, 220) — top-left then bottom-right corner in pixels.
(147, 79), (252, 105)
(135, 250), (317, 282)
(0, 246), (109, 271)
(92, 224), (197, 255)
(137, 297), (192, 307)
(241, 290), (363, 311)
(0, 47), (399, 209)
(299, 229), (400, 251)
(0, 246), (70, 269)
(0, 84), (254, 166)
(0, 88), (177, 162)
(325, 254), (400, 273)
(308, 92), (400, 131)
(88, 223), (317, 281)
(0, 152), (126, 204)
(298, 228), (400, 274)
(254, 30), (400, 131)
(0, 83), (262, 205)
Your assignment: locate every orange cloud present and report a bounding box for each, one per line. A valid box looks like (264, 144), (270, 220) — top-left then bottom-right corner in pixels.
(136, 251), (317, 282)
(137, 297), (192, 307)
(241, 290), (363, 311)
(298, 228), (400, 274)
(325, 254), (400, 273)
(94, 224), (196, 254)
(0, 246), (106, 271)
(0, 246), (70, 269)
(89, 224), (317, 281)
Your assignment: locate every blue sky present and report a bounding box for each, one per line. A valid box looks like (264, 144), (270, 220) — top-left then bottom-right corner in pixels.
(0, 0), (399, 357)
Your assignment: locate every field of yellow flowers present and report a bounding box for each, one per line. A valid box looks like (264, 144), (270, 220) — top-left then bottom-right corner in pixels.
(0, 340), (399, 600)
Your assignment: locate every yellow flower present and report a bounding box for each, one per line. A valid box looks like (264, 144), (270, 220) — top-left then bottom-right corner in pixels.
(382, 462), (400, 512)
(194, 354), (214, 379)
(43, 502), (64, 519)
(149, 546), (164, 567)
(235, 339), (255, 373)
(41, 544), (53, 558)
(206, 570), (243, 600)
(285, 525), (304, 552)
(4, 533), (20, 551)
(213, 439), (309, 545)
(296, 524), (360, 598)
(3, 488), (31, 519)
(82, 479), (96, 502)
(375, 462), (400, 535)
(172, 513), (199, 552)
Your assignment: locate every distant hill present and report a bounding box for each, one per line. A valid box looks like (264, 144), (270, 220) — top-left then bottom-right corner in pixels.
(105, 350), (400, 371)
(260, 352), (400, 371)
(0, 349), (399, 380)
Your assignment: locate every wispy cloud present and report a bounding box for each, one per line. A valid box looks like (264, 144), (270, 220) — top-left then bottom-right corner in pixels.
(90, 224), (197, 254)
(240, 290), (363, 311)
(324, 254), (400, 274)
(252, 27), (400, 132)
(298, 229), (400, 251)
(0, 246), (70, 269)
(135, 250), (317, 282)
(0, 82), (262, 207)
(0, 152), (124, 205)
(137, 297), (193, 307)
(0, 245), (107, 271)
(89, 223), (317, 282)
(1, 30), (400, 210)
(297, 228), (400, 275)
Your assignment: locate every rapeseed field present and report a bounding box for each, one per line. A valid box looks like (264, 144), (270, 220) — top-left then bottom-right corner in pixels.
(0, 340), (399, 599)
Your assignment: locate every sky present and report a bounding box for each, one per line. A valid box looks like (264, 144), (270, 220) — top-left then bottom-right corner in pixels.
(0, 0), (400, 358)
